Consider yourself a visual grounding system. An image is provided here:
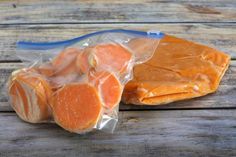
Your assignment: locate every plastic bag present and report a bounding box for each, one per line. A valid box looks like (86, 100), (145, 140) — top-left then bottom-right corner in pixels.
(7, 29), (164, 133)
(123, 34), (230, 105)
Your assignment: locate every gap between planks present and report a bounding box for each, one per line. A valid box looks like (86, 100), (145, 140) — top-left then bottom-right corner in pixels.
(2, 107), (236, 114)
(0, 23), (236, 61)
(1, 22), (236, 25)
(1, 110), (236, 157)
(0, 0), (236, 24)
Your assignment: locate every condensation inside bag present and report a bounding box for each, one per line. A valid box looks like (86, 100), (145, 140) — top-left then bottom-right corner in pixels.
(7, 29), (163, 133)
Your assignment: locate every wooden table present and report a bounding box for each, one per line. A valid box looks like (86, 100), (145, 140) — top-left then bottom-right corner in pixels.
(1, 1), (236, 156)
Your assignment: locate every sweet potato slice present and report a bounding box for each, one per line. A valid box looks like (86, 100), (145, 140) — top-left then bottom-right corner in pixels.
(38, 62), (55, 77)
(76, 43), (132, 74)
(37, 48), (79, 77)
(48, 48), (81, 88)
(50, 83), (102, 133)
(8, 69), (52, 123)
(9, 73), (29, 122)
(76, 50), (92, 74)
(53, 48), (79, 74)
(52, 48), (78, 68)
(123, 35), (230, 105)
(89, 71), (122, 109)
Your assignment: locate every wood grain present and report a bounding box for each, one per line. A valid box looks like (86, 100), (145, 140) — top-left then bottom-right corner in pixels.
(0, 23), (236, 61)
(0, 1), (236, 156)
(1, 110), (236, 157)
(1, 61), (235, 111)
(0, 0), (235, 24)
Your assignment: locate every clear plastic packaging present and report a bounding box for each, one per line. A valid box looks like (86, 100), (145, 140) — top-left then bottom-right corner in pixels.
(122, 34), (230, 105)
(7, 29), (164, 133)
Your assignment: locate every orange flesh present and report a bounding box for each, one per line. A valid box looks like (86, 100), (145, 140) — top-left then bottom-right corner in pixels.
(76, 50), (91, 74)
(123, 35), (231, 105)
(51, 47), (79, 76)
(9, 43), (132, 132)
(50, 83), (102, 133)
(43, 48), (81, 88)
(38, 48), (79, 78)
(8, 70), (52, 122)
(37, 63), (55, 77)
(9, 77), (29, 121)
(93, 44), (132, 73)
(89, 71), (122, 109)
(49, 60), (79, 89)
(76, 44), (132, 74)
(52, 48), (78, 67)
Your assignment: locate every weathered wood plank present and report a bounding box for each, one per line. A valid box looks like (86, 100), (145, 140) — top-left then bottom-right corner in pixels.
(1, 110), (236, 157)
(0, 0), (236, 24)
(1, 61), (235, 111)
(0, 102), (10, 112)
(0, 23), (236, 61)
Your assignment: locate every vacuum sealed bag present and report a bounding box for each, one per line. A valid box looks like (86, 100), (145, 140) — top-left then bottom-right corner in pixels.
(7, 29), (164, 133)
(123, 34), (231, 105)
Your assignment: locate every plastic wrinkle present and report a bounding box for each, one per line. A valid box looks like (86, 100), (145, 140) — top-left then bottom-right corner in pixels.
(8, 29), (162, 134)
(123, 35), (230, 105)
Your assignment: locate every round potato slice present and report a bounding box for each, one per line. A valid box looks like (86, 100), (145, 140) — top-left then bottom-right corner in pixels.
(89, 71), (122, 109)
(50, 83), (102, 133)
(8, 69), (52, 123)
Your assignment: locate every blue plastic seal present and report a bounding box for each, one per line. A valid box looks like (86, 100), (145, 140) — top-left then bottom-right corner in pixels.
(17, 29), (164, 50)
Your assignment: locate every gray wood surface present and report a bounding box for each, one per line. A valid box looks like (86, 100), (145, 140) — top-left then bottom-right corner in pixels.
(0, 0), (236, 24)
(1, 0), (236, 156)
(0, 61), (235, 111)
(0, 23), (236, 61)
(1, 110), (236, 157)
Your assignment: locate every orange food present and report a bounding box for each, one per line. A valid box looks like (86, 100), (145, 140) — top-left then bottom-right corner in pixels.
(89, 71), (122, 109)
(52, 47), (79, 75)
(8, 69), (52, 123)
(52, 48), (78, 66)
(76, 43), (132, 74)
(40, 47), (80, 88)
(123, 35), (231, 105)
(38, 62), (55, 77)
(9, 42), (133, 133)
(50, 83), (102, 133)
(76, 50), (92, 74)
(38, 48), (79, 77)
